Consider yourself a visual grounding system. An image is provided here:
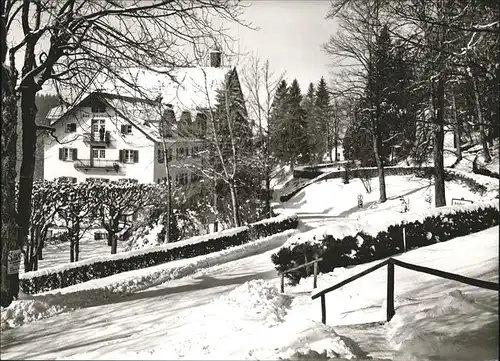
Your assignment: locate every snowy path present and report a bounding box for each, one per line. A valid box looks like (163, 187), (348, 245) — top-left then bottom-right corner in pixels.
(0, 247), (282, 360)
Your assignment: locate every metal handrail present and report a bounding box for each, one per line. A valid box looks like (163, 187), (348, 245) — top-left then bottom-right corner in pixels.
(311, 257), (499, 325)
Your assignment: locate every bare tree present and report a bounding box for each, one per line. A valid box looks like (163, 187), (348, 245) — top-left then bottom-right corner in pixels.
(324, 0), (391, 203)
(242, 55), (284, 218)
(1, 0), (246, 306)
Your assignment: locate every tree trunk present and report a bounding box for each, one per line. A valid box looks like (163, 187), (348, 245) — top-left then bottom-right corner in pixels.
(17, 87), (38, 263)
(107, 231), (113, 246)
(372, 132), (387, 203)
(229, 179), (241, 227)
(75, 238), (80, 262)
(265, 174), (272, 218)
(1, 77), (20, 307)
(472, 77), (491, 162)
(433, 76), (446, 207)
(70, 238), (75, 263)
(111, 234), (118, 254)
(161, 140), (172, 243)
(451, 93), (462, 162)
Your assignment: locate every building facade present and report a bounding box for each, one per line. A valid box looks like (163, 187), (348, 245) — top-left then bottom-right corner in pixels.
(44, 56), (242, 185)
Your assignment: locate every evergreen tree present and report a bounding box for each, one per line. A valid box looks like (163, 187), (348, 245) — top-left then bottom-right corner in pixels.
(286, 79), (309, 168)
(314, 77), (330, 163)
(269, 80), (290, 163)
(302, 83), (317, 163)
(208, 68), (255, 227)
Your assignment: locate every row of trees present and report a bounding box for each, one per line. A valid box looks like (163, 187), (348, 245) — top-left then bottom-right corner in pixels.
(324, 0), (499, 204)
(267, 77), (342, 170)
(1, 0), (247, 307)
(24, 179), (165, 271)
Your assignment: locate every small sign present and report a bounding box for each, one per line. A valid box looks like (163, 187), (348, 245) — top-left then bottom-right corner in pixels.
(451, 197), (473, 206)
(7, 249), (22, 275)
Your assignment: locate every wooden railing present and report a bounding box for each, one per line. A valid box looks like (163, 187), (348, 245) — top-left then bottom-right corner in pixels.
(311, 257), (499, 325)
(279, 257), (322, 293)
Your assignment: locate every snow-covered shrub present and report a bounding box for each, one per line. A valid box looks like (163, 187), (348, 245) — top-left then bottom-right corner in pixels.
(19, 213), (298, 294)
(272, 201), (499, 284)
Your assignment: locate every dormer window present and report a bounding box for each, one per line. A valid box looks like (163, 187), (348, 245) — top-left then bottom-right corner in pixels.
(121, 124), (133, 134)
(66, 123), (77, 133)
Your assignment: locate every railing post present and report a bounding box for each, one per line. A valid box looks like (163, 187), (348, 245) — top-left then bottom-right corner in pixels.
(402, 227), (407, 252)
(387, 259), (395, 322)
(321, 294), (326, 324)
(280, 273), (285, 293)
(304, 253), (309, 277)
(313, 257), (318, 289)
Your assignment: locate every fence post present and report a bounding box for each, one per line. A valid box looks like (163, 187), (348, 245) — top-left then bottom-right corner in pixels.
(387, 259), (395, 322)
(280, 273), (285, 293)
(402, 227), (407, 252)
(304, 253), (309, 277)
(313, 257), (318, 289)
(321, 294), (326, 324)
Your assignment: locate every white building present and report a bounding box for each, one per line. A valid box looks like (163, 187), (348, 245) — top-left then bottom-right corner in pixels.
(44, 57), (238, 185)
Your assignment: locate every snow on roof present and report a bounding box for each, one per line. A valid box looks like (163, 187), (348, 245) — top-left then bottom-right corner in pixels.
(46, 66), (231, 140)
(46, 104), (68, 122)
(104, 66), (230, 115)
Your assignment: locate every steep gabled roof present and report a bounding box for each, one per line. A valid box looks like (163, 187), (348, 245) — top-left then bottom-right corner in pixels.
(46, 66), (237, 142)
(104, 66), (230, 115)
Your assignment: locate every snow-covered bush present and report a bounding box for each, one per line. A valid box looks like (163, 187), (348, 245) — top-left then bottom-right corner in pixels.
(19, 213), (298, 294)
(271, 201), (499, 284)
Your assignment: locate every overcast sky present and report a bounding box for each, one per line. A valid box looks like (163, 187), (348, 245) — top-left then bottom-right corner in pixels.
(228, 0), (337, 91)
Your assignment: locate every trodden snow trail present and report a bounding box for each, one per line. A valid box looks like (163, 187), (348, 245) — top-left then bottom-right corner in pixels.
(0, 247), (284, 360)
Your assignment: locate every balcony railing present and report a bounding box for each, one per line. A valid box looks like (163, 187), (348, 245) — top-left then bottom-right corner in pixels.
(83, 131), (111, 146)
(74, 159), (120, 171)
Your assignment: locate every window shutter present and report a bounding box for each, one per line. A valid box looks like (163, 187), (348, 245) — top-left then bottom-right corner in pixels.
(59, 148), (64, 160)
(157, 149), (164, 163)
(121, 125), (126, 134)
(119, 150), (124, 162)
(134, 150), (139, 163)
(72, 148), (78, 160)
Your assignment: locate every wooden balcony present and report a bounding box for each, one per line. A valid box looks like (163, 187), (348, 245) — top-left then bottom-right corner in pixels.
(74, 159), (120, 172)
(83, 131), (111, 146)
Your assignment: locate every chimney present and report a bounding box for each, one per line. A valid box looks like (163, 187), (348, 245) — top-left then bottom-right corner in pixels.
(210, 50), (222, 68)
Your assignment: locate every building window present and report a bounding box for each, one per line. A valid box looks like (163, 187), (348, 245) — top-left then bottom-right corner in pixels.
(66, 123), (77, 133)
(92, 148), (106, 159)
(86, 177), (110, 183)
(94, 231), (108, 240)
(157, 149), (164, 163)
(177, 147), (184, 160)
(59, 148), (77, 161)
(195, 112), (208, 137)
(121, 124), (132, 134)
(91, 105), (106, 113)
(120, 149), (139, 164)
(119, 178), (139, 183)
(59, 176), (77, 183)
(177, 173), (189, 186)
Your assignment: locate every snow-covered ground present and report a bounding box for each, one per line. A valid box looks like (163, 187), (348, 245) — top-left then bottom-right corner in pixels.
(275, 174), (497, 229)
(1, 226), (497, 360)
(20, 229), (128, 273)
(2, 151), (498, 360)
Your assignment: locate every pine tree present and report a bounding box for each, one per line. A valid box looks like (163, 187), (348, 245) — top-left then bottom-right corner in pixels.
(315, 77), (330, 163)
(286, 79), (309, 168)
(302, 83), (317, 163)
(269, 80), (289, 163)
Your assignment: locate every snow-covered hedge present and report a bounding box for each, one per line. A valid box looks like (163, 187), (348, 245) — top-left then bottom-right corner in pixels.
(20, 213), (299, 294)
(271, 201), (499, 284)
